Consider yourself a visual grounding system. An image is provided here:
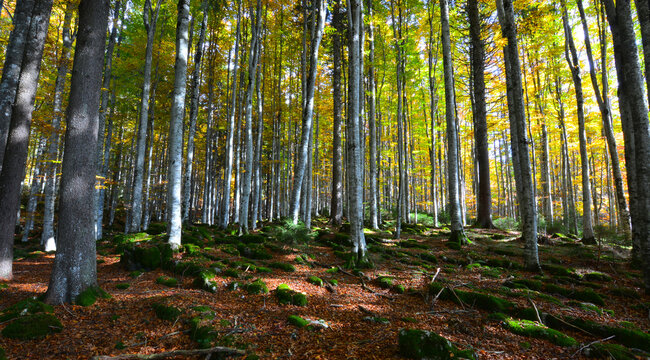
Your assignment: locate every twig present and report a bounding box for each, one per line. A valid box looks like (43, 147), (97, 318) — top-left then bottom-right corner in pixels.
(430, 288), (445, 308)
(159, 330), (188, 339)
(447, 287), (466, 311)
(527, 298), (543, 324)
(547, 314), (595, 336)
(430, 268), (441, 284)
(571, 335), (615, 358)
(358, 305), (376, 316)
(90, 346), (245, 359)
(62, 303), (76, 317)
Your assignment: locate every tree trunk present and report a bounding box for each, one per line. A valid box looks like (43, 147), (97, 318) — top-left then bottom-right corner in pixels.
(330, 0), (344, 227)
(0, 0), (52, 280)
(634, 0), (650, 105)
(44, 0), (109, 304)
(440, 0), (465, 244)
(496, 0), (540, 271)
(347, 0), (368, 266)
(289, 0), (326, 225)
(469, 0), (493, 229)
(562, 2), (595, 243)
(367, 0), (379, 230)
(183, 1), (208, 224)
(0, 0), (36, 172)
(165, 0), (191, 248)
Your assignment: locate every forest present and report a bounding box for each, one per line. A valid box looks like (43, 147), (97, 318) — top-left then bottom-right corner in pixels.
(0, 0), (649, 358)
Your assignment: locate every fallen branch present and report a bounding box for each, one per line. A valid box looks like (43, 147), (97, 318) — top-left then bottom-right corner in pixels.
(90, 346), (245, 360)
(571, 335), (615, 358)
(429, 268), (441, 284)
(527, 298), (543, 324)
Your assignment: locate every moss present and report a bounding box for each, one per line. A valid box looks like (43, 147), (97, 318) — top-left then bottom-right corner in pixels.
(307, 276), (324, 287)
(115, 283), (130, 290)
(189, 317), (217, 349)
(549, 316), (650, 352)
(608, 287), (640, 299)
(504, 279), (543, 291)
(240, 234), (266, 244)
(328, 279), (339, 286)
(444, 241), (461, 251)
(268, 262), (296, 272)
(129, 270), (143, 278)
(428, 283), (515, 313)
(393, 284), (406, 294)
(399, 239), (428, 250)
(481, 267), (502, 278)
(146, 222), (167, 235)
(583, 343), (637, 360)
(237, 244), (272, 260)
(222, 268), (241, 278)
(76, 286), (111, 307)
(583, 272), (612, 282)
(377, 276), (394, 289)
(419, 253), (438, 264)
(156, 276), (178, 287)
(542, 283), (605, 305)
(275, 284), (308, 306)
(1, 313), (63, 340)
(325, 267), (339, 274)
(220, 244), (240, 256)
(226, 282), (242, 291)
(0, 298), (54, 322)
(114, 341), (126, 350)
(151, 303), (182, 321)
(245, 279), (269, 294)
(398, 329), (476, 360)
(401, 317), (419, 323)
(485, 258), (522, 270)
(333, 233), (350, 245)
(542, 263), (574, 277)
(256, 266), (272, 274)
(287, 315), (309, 328)
(504, 318), (577, 346)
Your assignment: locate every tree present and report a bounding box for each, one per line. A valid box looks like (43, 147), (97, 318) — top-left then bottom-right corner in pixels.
(44, 0), (110, 304)
(367, 0), (379, 230)
(602, 0), (650, 293)
(347, 0), (368, 266)
(440, 0), (465, 244)
(129, 0), (163, 233)
(496, 0), (540, 271)
(289, 0), (326, 225)
(468, 0), (494, 229)
(561, 0), (595, 244)
(330, 0), (344, 227)
(0, 0), (52, 280)
(166, 0), (191, 249)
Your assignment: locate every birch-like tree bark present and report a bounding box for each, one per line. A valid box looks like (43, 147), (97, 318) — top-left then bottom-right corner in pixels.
(367, 0), (379, 230)
(330, 0), (344, 227)
(166, 0), (191, 249)
(44, 0), (110, 304)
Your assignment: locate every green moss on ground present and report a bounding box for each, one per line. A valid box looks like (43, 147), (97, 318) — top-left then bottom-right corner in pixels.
(245, 279), (269, 294)
(1, 314), (63, 340)
(377, 276), (393, 289)
(287, 315), (309, 328)
(76, 286), (111, 307)
(151, 303), (182, 321)
(156, 276), (178, 287)
(0, 298), (54, 322)
(115, 283), (130, 290)
(503, 318), (577, 346)
(275, 284), (308, 306)
(583, 343), (638, 360)
(189, 316), (217, 349)
(547, 316), (650, 352)
(429, 283), (514, 313)
(307, 276), (323, 287)
(398, 328), (476, 359)
(268, 262), (296, 272)
(583, 272), (612, 282)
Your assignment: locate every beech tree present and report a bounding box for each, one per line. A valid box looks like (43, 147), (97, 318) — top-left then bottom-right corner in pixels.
(45, 0), (110, 304)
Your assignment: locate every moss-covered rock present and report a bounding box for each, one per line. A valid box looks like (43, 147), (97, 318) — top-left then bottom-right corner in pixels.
(583, 343), (638, 359)
(583, 272), (612, 282)
(275, 284), (308, 306)
(268, 262), (296, 272)
(393, 284), (406, 294)
(222, 268), (241, 278)
(245, 279), (269, 294)
(398, 329), (476, 359)
(120, 242), (174, 271)
(0, 298), (54, 322)
(429, 283), (515, 313)
(307, 276), (323, 287)
(419, 253), (438, 264)
(76, 286), (111, 307)
(237, 244), (272, 260)
(1, 313), (63, 340)
(156, 276), (178, 287)
(504, 279), (543, 291)
(151, 303), (182, 321)
(377, 276), (394, 289)
(189, 316), (217, 349)
(193, 269), (218, 293)
(543, 283), (605, 305)
(547, 316), (650, 352)
(503, 318), (577, 346)
(287, 315), (309, 328)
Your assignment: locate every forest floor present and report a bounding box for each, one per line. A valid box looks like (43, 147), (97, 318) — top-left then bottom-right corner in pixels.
(0, 218), (649, 359)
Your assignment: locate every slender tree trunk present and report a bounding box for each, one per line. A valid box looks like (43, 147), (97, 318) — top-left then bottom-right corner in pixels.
(0, 0), (36, 172)
(22, 138), (45, 242)
(166, 0), (191, 248)
(441, 0), (465, 244)
(44, 0), (109, 304)
(129, 0), (162, 232)
(0, 0), (52, 280)
(562, 2), (595, 243)
(496, 0), (540, 271)
(330, 0), (344, 226)
(634, 0), (650, 105)
(289, 0), (326, 225)
(219, 1), (242, 229)
(367, 0), (378, 229)
(42, 4), (74, 251)
(183, 1), (208, 224)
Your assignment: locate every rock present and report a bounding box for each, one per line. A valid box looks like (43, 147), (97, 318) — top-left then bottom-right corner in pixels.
(398, 329), (476, 359)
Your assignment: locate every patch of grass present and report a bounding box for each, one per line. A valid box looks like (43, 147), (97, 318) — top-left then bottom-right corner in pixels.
(156, 276), (178, 287)
(1, 314), (63, 340)
(503, 318), (577, 346)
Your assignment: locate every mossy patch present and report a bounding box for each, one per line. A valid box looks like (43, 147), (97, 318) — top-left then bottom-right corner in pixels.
(583, 272), (612, 282)
(0, 298), (54, 322)
(76, 286), (111, 307)
(583, 343), (638, 359)
(377, 276), (394, 289)
(307, 276), (324, 287)
(542, 263), (574, 277)
(245, 279), (269, 294)
(189, 316), (217, 349)
(151, 303), (182, 321)
(543, 283), (604, 305)
(429, 283), (514, 313)
(275, 284), (308, 306)
(156, 276), (178, 287)
(1, 313), (63, 340)
(237, 244), (272, 260)
(503, 318), (577, 346)
(115, 283), (131, 290)
(287, 315), (309, 328)
(547, 316), (650, 352)
(398, 328), (476, 359)
(268, 262), (296, 272)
